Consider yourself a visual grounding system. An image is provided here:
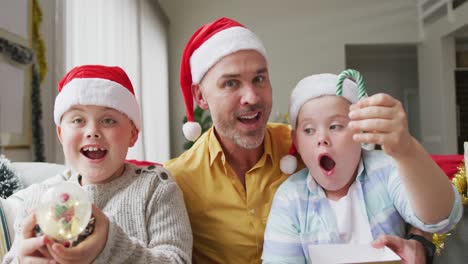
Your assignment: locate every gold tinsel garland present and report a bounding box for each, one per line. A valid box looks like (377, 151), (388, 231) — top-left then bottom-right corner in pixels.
(32, 0), (47, 83)
(452, 161), (468, 205)
(432, 161), (467, 255)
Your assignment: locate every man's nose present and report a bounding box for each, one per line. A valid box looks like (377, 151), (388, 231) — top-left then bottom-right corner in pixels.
(240, 85), (260, 105)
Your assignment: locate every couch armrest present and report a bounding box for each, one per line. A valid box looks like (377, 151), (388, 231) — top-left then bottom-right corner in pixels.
(0, 196), (21, 252)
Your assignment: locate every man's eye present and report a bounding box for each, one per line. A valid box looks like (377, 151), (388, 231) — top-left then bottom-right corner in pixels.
(224, 80), (239, 88)
(102, 118), (116, 125)
(253, 75), (265, 84)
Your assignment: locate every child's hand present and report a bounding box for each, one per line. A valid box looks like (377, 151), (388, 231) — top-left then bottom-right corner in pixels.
(46, 205), (109, 264)
(18, 211), (55, 263)
(348, 93), (413, 157)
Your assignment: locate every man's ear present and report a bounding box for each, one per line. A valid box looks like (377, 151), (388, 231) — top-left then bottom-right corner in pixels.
(192, 84), (208, 110)
(56, 126), (63, 144)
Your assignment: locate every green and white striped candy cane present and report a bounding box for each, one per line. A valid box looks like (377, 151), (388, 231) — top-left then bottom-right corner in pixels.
(337, 69), (375, 149)
(336, 69), (367, 100)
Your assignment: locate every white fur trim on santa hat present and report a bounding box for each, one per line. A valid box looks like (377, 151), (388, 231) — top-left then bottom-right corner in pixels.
(289, 73), (359, 130)
(54, 78), (141, 129)
(190, 26), (267, 84)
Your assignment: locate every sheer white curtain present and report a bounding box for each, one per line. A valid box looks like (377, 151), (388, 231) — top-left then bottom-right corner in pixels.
(62, 0), (170, 163)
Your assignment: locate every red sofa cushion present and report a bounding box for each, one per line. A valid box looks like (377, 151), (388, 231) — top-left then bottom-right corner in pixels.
(430, 154), (464, 180)
(126, 159), (161, 167)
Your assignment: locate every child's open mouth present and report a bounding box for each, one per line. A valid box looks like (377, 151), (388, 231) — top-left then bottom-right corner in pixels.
(81, 146), (107, 160)
(319, 154), (336, 176)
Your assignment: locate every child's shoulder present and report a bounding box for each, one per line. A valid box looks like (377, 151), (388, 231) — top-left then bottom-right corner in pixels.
(362, 149), (396, 172)
(127, 162), (175, 185)
(276, 168), (309, 196)
(287, 168), (309, 183)
(362, 149), (395, 168)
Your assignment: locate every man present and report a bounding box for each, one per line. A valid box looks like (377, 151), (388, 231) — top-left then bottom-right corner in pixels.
(165, 17), (433, 264)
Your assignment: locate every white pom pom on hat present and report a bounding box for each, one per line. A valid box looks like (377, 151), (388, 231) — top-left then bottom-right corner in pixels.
(280, 144), (298, 174)
(182, 122), (202, 142)
(179, 17), (267, 141)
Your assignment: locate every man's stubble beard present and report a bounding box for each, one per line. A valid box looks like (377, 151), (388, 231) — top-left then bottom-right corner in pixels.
(213, 115), (268, 150)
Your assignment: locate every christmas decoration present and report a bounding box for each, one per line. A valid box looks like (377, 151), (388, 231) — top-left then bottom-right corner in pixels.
(31, 63), (44, 161)
(0, 155), (22, 199)
(432, 160), (467, 255)
(337, 69), (367, 100)
(0, 37), (45, 162)
(36, 182), (92, 245)
(452, 161), (467, 205)
(0, 0), (47, 161)
(32, 0), (47, 83)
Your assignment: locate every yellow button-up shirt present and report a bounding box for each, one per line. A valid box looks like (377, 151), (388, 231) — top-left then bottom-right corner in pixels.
(165, 123), (293, 264)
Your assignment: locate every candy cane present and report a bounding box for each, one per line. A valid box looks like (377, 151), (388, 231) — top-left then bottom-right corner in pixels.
(336, 69), (366, 100)
(337, 69), (374, 150)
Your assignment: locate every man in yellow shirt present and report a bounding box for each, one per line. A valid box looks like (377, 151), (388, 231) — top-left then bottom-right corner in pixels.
(165, 17), (431, 264)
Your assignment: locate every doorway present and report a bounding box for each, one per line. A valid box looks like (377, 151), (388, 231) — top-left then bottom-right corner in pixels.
(455, 38), (468, 154)
(345, 44), (421, 141)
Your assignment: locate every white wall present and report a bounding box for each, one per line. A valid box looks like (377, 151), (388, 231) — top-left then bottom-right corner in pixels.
(10, 1), (463, 160)
(418, 3), (468, 154)
(159, 0), (419, 157)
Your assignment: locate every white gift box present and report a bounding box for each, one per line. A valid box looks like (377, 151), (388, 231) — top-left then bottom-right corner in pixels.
(308, 244), (401, 264)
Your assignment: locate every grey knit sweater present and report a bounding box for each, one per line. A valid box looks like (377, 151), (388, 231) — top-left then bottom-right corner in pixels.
(3, 163), (192, 264)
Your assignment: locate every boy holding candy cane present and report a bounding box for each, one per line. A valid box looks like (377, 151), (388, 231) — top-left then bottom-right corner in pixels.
(262, 72), (463, 263)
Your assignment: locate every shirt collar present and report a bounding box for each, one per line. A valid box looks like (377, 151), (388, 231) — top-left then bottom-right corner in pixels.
(356, 158), (366, 182)
(257, 126), (274, 167)
(207, 127), (224, 166)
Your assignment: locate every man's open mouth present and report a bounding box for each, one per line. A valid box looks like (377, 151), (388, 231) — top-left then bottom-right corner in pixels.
(238, 112), (260, 124)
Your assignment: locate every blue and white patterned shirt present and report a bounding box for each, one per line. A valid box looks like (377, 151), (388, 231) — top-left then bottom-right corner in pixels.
(262, 150), (463, 264)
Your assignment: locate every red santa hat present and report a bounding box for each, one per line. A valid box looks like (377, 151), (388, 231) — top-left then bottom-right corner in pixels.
(180, 17), (268, 141)
(280, 73), (360, 174)
(54, 65), (141, 130)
